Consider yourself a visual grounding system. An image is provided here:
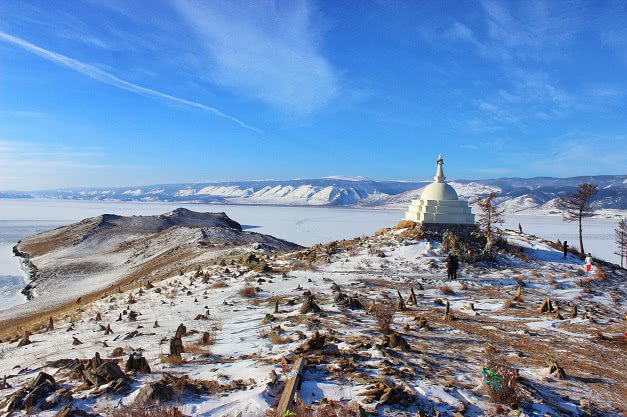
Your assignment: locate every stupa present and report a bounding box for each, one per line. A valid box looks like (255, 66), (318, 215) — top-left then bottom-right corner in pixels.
(405, 155), (475, 226)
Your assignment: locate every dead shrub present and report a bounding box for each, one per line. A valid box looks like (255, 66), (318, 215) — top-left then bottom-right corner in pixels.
(238, 286), (257, 298)
(110, 403), (184, 417)
(483, 344), (528, 406)
(370, 302), (395, 334)
(439, 286), (455, 296)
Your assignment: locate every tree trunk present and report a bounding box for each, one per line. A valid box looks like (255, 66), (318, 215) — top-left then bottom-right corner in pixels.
(578, 213), (584, 257)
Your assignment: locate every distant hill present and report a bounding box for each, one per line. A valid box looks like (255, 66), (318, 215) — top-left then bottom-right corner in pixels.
(2, 175), (626, 213)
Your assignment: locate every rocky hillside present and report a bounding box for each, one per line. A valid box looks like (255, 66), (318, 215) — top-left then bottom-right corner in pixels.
(0, 221), (625, 416)
(5, 175), (626, 213)
(6, 208), (300, 322)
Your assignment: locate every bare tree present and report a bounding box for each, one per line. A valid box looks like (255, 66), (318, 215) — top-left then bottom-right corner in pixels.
(477, 191), (504, 250)
(615, 217), (627, 268)
(555, 183), (598, 256)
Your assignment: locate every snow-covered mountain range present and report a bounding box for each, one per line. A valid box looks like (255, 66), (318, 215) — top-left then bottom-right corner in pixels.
(2, 175), (626, 214)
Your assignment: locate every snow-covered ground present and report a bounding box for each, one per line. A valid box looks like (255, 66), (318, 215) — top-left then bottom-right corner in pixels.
(0, 224), (624, 416)
(0, 199), (622, 310)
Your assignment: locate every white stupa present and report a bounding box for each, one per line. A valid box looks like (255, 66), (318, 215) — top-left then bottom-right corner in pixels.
(405, 155), (475, 225)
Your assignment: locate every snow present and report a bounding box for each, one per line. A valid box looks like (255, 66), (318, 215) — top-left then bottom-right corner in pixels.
(122, 189), (143, 196)
(0, 217), (624, 416)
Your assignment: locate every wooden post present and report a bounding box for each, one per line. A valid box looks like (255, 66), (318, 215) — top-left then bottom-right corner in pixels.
(408, 287), (418, 305)
(397, 290), (406, 311)
(276, 356), (305, 416)
(169, 337), (184, 357)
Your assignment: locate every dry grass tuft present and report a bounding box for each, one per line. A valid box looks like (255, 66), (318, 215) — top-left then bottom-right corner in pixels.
(270, 332), (292, 345)
(546, 273), (560, 289)
(575, 268), (586, 276)
(290, 260), (318, 271)
(110, 403), (184, 417)
(502, 299), (515, 309)
(238, 286), (257, 298)
(183, 343), (210, 355)
(394, 220), (416, 230)
(458, 281), (468, 290)
(160, 354), (186, 365)
(370, 302), (395, 334)
(292, 399), (362, 417)
(439, 286), (455, 296)
(210, 281), (227, 289)
(595, 265), (608, 280)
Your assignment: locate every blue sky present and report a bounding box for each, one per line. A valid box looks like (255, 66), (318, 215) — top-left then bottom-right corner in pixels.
(0, 0), (626, 190)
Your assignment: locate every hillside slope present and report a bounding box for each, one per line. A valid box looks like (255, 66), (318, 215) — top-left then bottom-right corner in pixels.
(6, 208), (300, 322)
(0, 222), (625, 416)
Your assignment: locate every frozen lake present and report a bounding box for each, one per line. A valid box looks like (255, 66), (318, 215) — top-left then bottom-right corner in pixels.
(0, 199), (621, 310)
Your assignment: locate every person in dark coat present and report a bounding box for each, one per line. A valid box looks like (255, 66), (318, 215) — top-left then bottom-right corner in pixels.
(446, 253), (455, 281)
(452, 254), (459, 279)
(563, 241), (569, 259)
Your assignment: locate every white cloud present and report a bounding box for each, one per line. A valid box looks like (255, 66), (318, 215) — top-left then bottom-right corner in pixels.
(0, 31), (260, 133)
(173, 0), (338, 115)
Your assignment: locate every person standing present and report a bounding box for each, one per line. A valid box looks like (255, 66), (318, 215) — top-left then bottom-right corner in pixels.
(446, 252), (455, 281)
(563, 240), (569, 259)
(585, 252), (592, 273)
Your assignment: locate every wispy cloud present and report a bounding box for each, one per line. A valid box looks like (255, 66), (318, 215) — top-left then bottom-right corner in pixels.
(430, 1), (625, 131)
(173, 0), (338, 115)
(0, 139), (147, 190)
(0, 31), (261, 133)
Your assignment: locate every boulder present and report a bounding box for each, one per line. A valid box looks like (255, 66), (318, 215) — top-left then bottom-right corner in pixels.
(94, 361), (125, 381)
(125, 352), (151, 374)
(385, 333), (411, 351)
(133, 381), (173, 405)
(296, 331), (326, 353)
(300, 295), (321, 314)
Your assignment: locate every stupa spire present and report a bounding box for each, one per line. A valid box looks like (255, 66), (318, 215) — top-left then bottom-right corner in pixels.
(434, 154), (445, 183)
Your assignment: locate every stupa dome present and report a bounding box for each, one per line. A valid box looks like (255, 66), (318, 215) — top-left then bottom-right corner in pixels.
(421, 182), (459, 201)
(404, 154), (475, 225)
